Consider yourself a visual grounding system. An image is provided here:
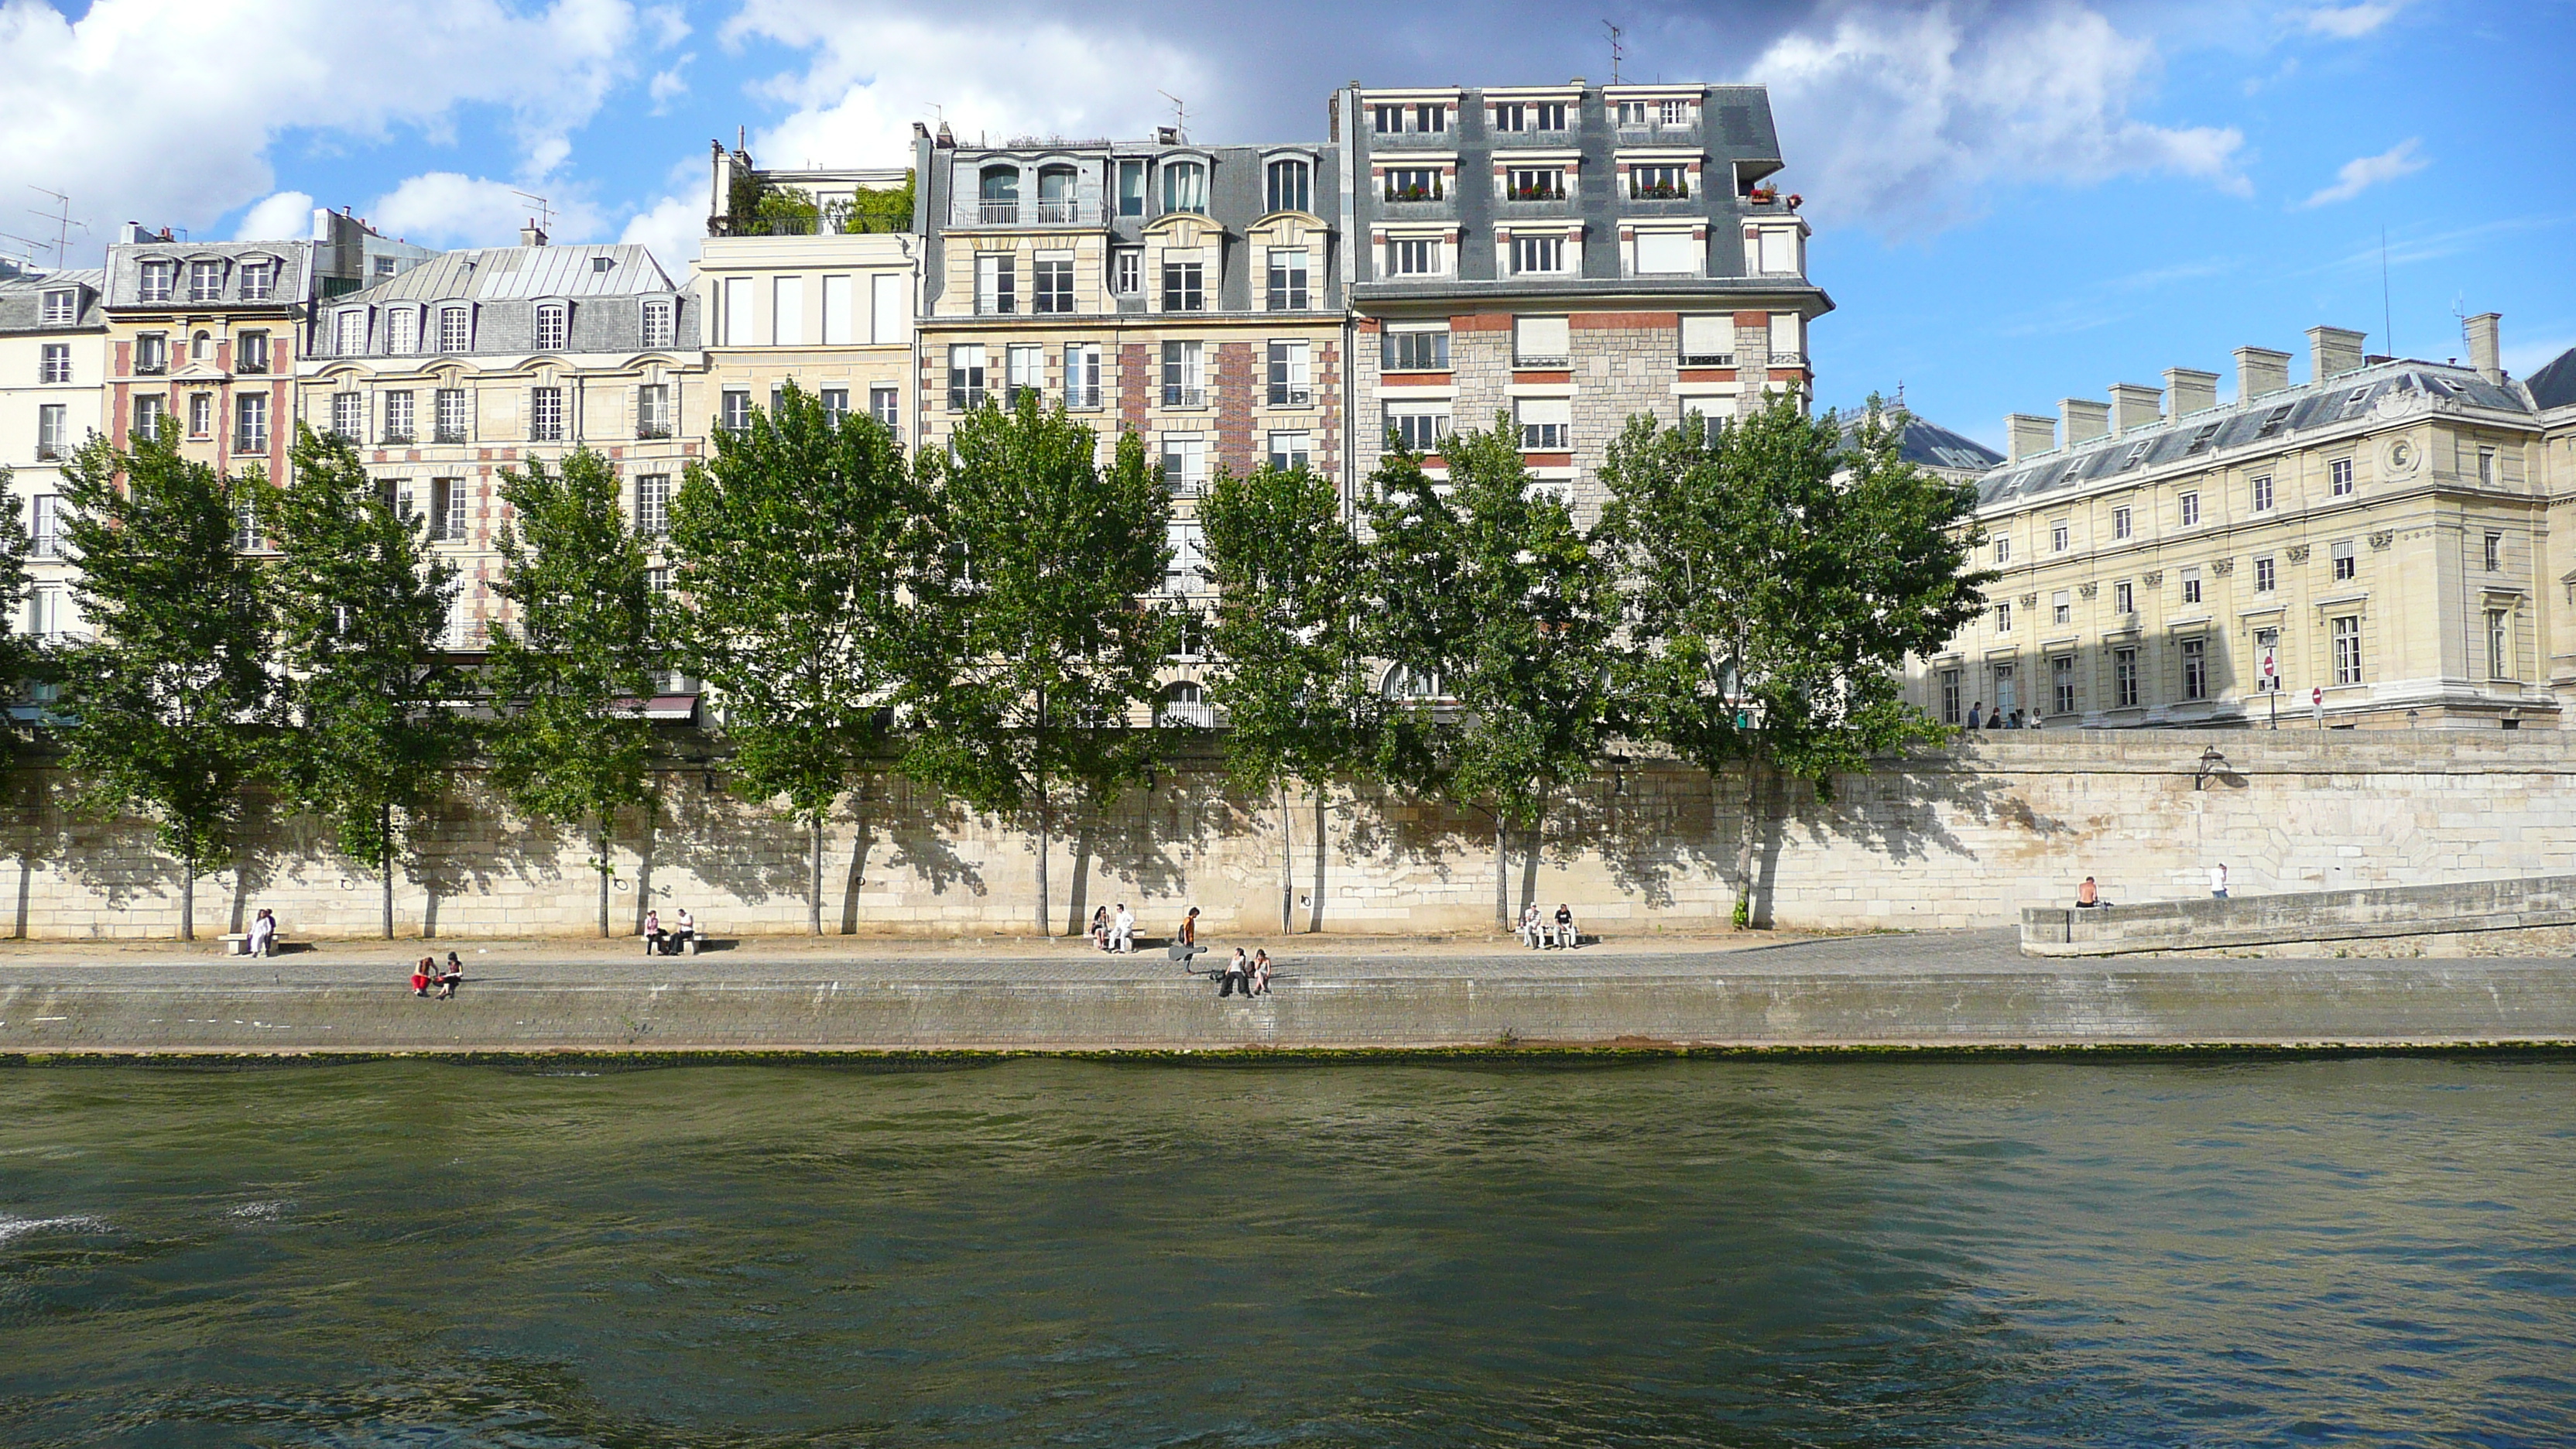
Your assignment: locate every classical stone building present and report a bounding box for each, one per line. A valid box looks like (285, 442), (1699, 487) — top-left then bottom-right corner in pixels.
(297, 228), (701, 653)
(1910, 316), (2576, 730)
(2, 265), (105, 645)
(1337, 80), (1831, 518)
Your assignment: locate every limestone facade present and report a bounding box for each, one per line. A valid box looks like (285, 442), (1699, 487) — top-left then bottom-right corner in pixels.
(2, 267), (105, 644)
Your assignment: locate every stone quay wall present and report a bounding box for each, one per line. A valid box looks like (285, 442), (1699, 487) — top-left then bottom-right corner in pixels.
(2, 730), (2571, 941)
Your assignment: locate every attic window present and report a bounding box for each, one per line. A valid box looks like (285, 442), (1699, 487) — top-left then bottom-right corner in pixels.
(2057, 461), (2083, 486)
(2121, 439), (2152, 469)
(2184, 422), (2221, 454)
(2339, 386), (2371, 416)
(2256, 404), (2293, 437)
(593, 255), (613, 274)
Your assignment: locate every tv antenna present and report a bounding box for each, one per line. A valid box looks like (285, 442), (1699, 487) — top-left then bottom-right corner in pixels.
(511, 189), (555, 234)
(28, 187), (86, 268)
(1605, 21), (1625, 84)
(1159, 90), (1189, 140)
(2379, 225), (2393, 358)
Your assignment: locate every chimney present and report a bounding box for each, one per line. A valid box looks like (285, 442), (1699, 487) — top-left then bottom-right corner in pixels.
(2235, 345), (2291, 401)
(2464, 312), (2502, 384)
(2307, 324), (2366, 382)
(519, 220), (549, 248)
(2108, 382), (2163, 433)
(118, 221), (147, 244)
(2164, 367), (2219, 417)
(2006, 413), (2057, 461)
(2060, 397), (2111, 446)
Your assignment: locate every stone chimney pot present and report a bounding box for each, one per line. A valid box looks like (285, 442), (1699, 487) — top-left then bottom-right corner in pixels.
(2007, 413), (2057, 462)
(2164, 368), (2220, 416)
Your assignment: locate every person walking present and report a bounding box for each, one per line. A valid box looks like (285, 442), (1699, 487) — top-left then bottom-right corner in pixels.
(1967, 701), (1983, 729)
(2209, 862), (2229, 900)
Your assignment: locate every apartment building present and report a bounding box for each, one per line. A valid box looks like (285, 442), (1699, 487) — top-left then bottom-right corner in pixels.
(2, 267), (106, 644)
(700, 142), (918, 444)
(1337, 80), (1831, 516)
(1910, 316), (2576, 730)
(299, 228), (701, 649)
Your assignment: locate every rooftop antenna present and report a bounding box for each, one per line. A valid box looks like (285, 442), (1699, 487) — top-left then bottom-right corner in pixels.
(1159, 90), (1189, 141)
(510, 190), (555, 233)
(1604, 21), (1625, 84)
(2379, 224), (2393, 358)
(28, 187), (85, 268)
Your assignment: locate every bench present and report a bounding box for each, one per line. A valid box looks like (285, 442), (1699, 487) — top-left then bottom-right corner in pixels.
(218, 931), (289, 957)
(642, 933), (703, 957)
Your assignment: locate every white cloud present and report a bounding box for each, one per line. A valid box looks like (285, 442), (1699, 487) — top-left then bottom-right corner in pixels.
(0, 0), (646, 261)
(234, 191), (316, 242)
(618, 192), (705, 277)
(368, 172), (605, 249)
(649, 57), (694, 113)
(2293, 2), (2408, 39)
(2300, 138), (2427, 208)
(1748, 2), (2249, 238)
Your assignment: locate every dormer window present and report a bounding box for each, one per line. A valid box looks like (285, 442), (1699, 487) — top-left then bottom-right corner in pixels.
(1658, 98), (1694, 128)
(535, 303), (569, 351)
(2256, 403), (2293, 437)
(140, 261), (174, 303)
(1616, 100), (1651, 126)
(388, 308), (419, 355)
(41, 289), (75, 324)
(1161, 160), (1208, 214)
(437, 307), (471, 353)
(640, 300), (674, 349)
(190, 260), (224, 300)
(1265, 158), (1310, 214)
(978, 165), (1019, 224)
(239, 262), (273, 300)
(1506, 167), (1564, 200)
(1036, 166), (1079, 223)
(336, 310), (366, 355)
(1413, 103), (1445, 133)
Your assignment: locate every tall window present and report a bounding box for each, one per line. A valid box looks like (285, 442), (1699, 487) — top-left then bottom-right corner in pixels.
(1160, 434), (1207, 495)
(2484, 531), (2502, 571)
(382, 390), (415, 443)
(1266, 249), (1310, 310)
(2251, 474), (2273, 511)
(1266, 340), (1311, 406)
(529, 386), (564, 441)
(1161, 341), (1205, 406)
(2329, 457), (2354, 496)
(389, 310), (419, 355)
(636, 384), (670, 438)
(2179, 492), (2200, 526)
(190, 260), (223, 300)
(1515, 397), (1569, 450)
(1994, 536), (2010, 564)
(2331, 540), (2356, 581)
(41, 289), (75, 324)
(1266, 158), (1311, 214)
(535, 303), (569, 351)
(2332, 615), (2362, 684)
(640, 300), (674, 349)
(435, 388), (469, 442)
(1036, 166), (1077, 223)
(36, 404), (65, 461)
(2112, 505), (2132, 539)
(719, 389), (752, 434)
(1385, 408), (1447, 452)
(335, 311), (368, 356)
(239, 262), (272, 300)
(1383, 329), (1449, 372)
(635, 476), (671, 537)
(1033, 257), (1073, 314)
(2052, 590), (2071, 625)
(1992, 663), (2016, 717)
(1388, 238), (1441, 276)
(1660, 98), (1693, 127)
(132, 393), (168, 441)
(1372, 104), (1404, 134)
(1940, 668), (1961, 725)
(30, 495), (61, 558)
(1161, 258), (1204, 312)
(869, 385), (899, 429)
(975, 255), (1016, 315)
(1117, 159), (1146, 217)
(977, 165), (1019, 224)
(234, 394), (268, 454)
(2115, 649), (2139, 707)
(1534, 101), (1567, 130)
(1161, 160), (1208, 214)
(1064, 344), (1101, 409)
(39, 343), (70, 383)
(1268, 430), (1311, 471)
(2050, 519), (2070, 552)
(238, 331), (269, 374)
(1111, 249), (1141, 295)
(233, 493), (262, 553)
(2488, 608), (2513, 679)
(1512, 235), (1564, 274)
(330, 391), (363, 440)
(2180, 567), (2201, 605)
(2114, 580), (2132, 614)
(2478, 447), (2497, 485)
(1413, 102), (1445, 132)
(1005, 344), (1044, 405)
(819, 389), (848, 425)
(187, 392), (212, 437)
(430, 478), (468, 542)
(438, 308), (470, 352)
(2254, 556), (2275, 593)
(1995, 601), (2012, 633)
(2052, 655), (2075, 714)
(2180, 639), (2208, 701)
(140, 261), (174, 303)
(135, 332), (168, 373)
(1492, 102), (1528, 132)
(946, 346), (986, 410)
(1385, 167), (1443, 202)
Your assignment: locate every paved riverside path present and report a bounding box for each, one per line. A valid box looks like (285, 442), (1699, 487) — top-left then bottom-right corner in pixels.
(5, 930), (2576, 1052)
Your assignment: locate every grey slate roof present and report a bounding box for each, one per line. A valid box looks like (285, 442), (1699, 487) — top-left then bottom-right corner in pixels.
(0, 269), (104, 331)
(322, 244), (698, 358)
(1842, 411), (2002, 474)
(2528, 345), (2576, 410)
(1971, 359), (2531, 511)
(106, 241), (316, 309)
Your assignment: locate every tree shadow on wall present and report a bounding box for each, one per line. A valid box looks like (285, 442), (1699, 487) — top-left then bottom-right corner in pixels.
(1540, 762), (1732, 913)
(409, 771), (581, 940)
(1745, 744), (2050, 927)
(41, 772), (188, 922)
(0, 767), (83, 937)
(651, 769), (807, 911)
(1055, 771), (1226, 934)
(843, 772), (986, 933)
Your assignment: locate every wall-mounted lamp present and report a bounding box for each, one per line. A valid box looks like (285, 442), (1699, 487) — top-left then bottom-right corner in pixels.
(2194, 745), (2228, 791)
(1605, 752), (1632, 796)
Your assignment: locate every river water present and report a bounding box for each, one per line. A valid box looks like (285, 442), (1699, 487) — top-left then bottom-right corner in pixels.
(3, 1057), (2571, 1447)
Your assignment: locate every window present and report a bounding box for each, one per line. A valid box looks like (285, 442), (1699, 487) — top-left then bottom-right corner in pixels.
(946, 347), (986, 410)
(1630, 165), (1689, 199)
(435, 388), (470, 443)
(1385, 167), (1444, 202)
(1616, 100), (1650, 126)
(36, 404), (65, 461)
(27, 584), (63, 639)
(1992, 663), (2016, 717)
(1659, 98), (1693, 127)
(2112, 505), (2132, 539)
(2251, 474), (2273, 512)
(30, 495), (61, 558)
(382, 390), (414, 444)
(529, 386), (564, 442)
(41, 289), (74, 324)
(1492, 102), (1528, 132)
(1632, 231), (1697, 274)
(2120, 440), (2152, 471)
(1267, 340), (1311, 406)
(977, 165), (1019, 224)
(1511, 235), (1565, 274)
(2256, 403), (2293, 437)
(1160, 434), (1207, 495)
(187, 392), (212, 437)
(637, 384), (670, 439)
(1516, 396), (1570, 450)
(239, 262), (272, 300)
(1064, 344), (1101, 409)
(1389, 238), (1443, 276)
(1033, 256), (1073, 315)
(2050, 519), (2069, 552)
(437, 308), (470, 352)
(373, 255), (396, 278)
(2329, 457), (2354, 496)
(2115, 649), (2139, 707)
(1267, 248), (1310, 310)
(1995, 601), (2012, 632)
(1383, 328), (1450, 372)
(2180, 567), (2201, 605)
(1036, 165), (1077, 224)
(869, 385), (900, 429)
(1006, 344), (1045, 406)
(135, 332), (167, 373)
(2331, 540), (2355, 581)
(1161, 160), (1208, 214)
(1535, 101), (1567, 130)
(235, 394), (268, 453)
(1940, 668), (1961, 725)
(430, 478), (468, 542)
(2184, 422), (2221, 454)
(335, 310), (365, 355)
(233, 493), (262, 553)
(534, 303), (569, 351)
(237, 331), (270, 375)
(975, 254), (1016, 316)
(1373, 104), (1404, 133)
(1117, 159), (1146, 217)
(1414, 102), (1446, 132)
(1514, 315), (1570, 366)
(2478, 446), (2496, 485)
(2332, 615), (2362, 684)
(1385, 408), (1447, 452)
(2114, 580), (2133, 614)
(640, 300), (674, 349)
(1679, 314), (1731, 366)
(190, 260), (223, 300)
(1269, 430), (1311, 471)
(39, 343), (70, 383)
(817, 388), (848, 426)
(1111, 249), (1142, 296)
(2052, 655), (2075, 714)
(2480, 606), (2513, 680)
(1993, 536), (2011, 564)
(2254, 556), (2275, 593)
(139, 261), (174, 302)
(389, 310), (419, 356)
(2180, 638), (2208, 701)
(1161, 257), (1204, 312)
(1266, 158), (1311, 214)
(2179, 492), (2200, 526)
(629, 475), (670, 537)
(2051, 590), (2071, 625)
(2485, 531), (2502, 571)
(132, 392), (168, 441)
(1162, 341), (1206, 406)
(648, 566), (670, 595)
(329, 391), (363, 440)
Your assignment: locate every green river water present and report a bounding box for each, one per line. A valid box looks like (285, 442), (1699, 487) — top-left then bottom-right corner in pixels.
(2, 1056), (2571, 1447)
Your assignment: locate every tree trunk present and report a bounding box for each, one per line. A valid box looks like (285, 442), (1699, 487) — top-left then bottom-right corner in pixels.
(181, 847), (195, 943)
(810, 809), (825, 935)
(1494, 817), (1509, 929)
(380, 803), (395, 940)
(1034, 788), (1053, 937)
(597, 817), (611, 939)
(1279, 783), (1294, 934)
(1310, 790), (1327, 933)
(1734, 759), (1762, 928)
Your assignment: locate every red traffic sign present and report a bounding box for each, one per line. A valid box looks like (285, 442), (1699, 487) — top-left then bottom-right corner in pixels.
(2259, 649), (2277, 681)
(2311, 686), (2325, 707)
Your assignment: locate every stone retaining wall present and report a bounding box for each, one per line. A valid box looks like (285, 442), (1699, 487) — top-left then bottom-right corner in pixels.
(2023, 874), (2576, 957)
(3, 730), (2571, 940)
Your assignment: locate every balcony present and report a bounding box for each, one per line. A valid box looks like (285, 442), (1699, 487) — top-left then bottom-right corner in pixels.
(432, 426), (468, 444)
(1162, 386), (1207, 408)
(978, 200), (1019, 225)
(1065, 386), (1102, 409)
(1267, 287), (1310, 311)
(30, 532), (62, 559)
(34, 443), (61, 462)
(238, 356), (268, 375)
(948, 386), (988, 412)
(1160, 701), (1218, 729)
(1034, 199), (1081, 224)
(382, 431), (415, 446)
(135, 358), (166, 375)
(1679, 351), (1735, 368)
(637, 423), (672, 440)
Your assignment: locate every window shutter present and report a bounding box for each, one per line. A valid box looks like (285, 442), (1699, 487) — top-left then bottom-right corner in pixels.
(822, 276), (853, 344)
(1634, 232), (1698, 274)
(1680, 315), (1729, 361)
(1513, 316), (1569, 361)
(1769, 312), (1803, 355)
(1761, 228), (1796, 273)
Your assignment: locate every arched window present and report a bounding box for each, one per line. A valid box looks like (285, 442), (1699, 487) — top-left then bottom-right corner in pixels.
(978, 165), (1019, 223)
(534, 303), (568, 351)
(1161, 680), (1213, 727)
(1036, 165), (1078, 223)
(1381, 664), (1443, 701)
(1160, 159), (1208, 214)
(191, 330), (211, 361)
(1266, 157), (1310, 214)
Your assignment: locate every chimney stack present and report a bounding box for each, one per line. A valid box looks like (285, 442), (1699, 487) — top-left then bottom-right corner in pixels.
(2308, 325), (2366, 382)
(2060, 397), (2112, 446)
(2108, 382), (2163, 433)
(2007, 413), (2057, 462)
(2464, 312), (2502, 384)
(2235, 346), (2291, 401)
(2164, 367), (2219, 416)
(519, 220), (549, 248)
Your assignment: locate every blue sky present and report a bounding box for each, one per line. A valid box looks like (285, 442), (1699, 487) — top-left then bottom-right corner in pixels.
(5, 0), (2567, 449)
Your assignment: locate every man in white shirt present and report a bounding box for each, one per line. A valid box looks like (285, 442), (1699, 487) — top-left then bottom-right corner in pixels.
(2209, 863), (2228, 899)
(1112, 903), (1136, 954)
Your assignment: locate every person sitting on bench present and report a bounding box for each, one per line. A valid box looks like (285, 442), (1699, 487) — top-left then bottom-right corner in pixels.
(673, 907), (697, 955)
(642, 909), (666, 957)
(1550, 903), (1578, 949)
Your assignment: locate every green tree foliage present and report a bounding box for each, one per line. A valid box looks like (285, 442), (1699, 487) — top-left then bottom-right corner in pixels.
(667, 382), (923, 934)
(831, 170), (916, 235)
(485, 447), (657, 937)
(1360, 417), (1621, 926)
(265, 424), (463, 937)
(0, 464), (38, 764)
(54, 431), (276, 939)
(1599, 397), (1992, 926)
(903, 396), (1172, 936)
(1197, 461), (1373, 930)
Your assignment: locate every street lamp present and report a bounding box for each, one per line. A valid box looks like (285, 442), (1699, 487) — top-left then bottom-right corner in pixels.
(2194, 745), (2228, 791)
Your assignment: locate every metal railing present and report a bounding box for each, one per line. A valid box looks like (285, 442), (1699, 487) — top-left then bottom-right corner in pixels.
(1064, 386), (1101, 409)
(432, 426), (468, 444)
(978, 200), (1019, 224)
(1162, 385), (1206, 407)
(1679, 351), (1735, 368)
(1035, 199), (1080, 224)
